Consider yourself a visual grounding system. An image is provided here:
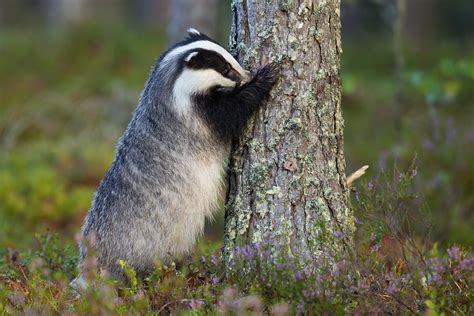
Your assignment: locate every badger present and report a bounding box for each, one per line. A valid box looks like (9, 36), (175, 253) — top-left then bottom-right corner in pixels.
(76, 29), (277, 283)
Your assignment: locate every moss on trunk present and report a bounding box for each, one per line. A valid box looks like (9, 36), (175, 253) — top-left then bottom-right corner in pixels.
(224, 0), (353, 266)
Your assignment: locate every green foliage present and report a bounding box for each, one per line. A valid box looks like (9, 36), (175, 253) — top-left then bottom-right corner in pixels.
(408, 57), (474, 106)
(34, 233), (78, 278)
(0, 152), (93, 248)
(0, 25), (166, 110)
(118, 260), (138, 296)
(343, 39), (474, 246)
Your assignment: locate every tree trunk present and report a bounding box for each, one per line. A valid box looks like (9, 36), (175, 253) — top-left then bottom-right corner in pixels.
(224, 0), (353, 265)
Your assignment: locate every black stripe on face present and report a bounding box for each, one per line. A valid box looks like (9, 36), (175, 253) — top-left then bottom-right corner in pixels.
(185, 49), (242, 84)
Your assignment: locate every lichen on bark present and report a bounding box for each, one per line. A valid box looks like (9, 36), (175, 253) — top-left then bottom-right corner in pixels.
(224, 0), (353, 266)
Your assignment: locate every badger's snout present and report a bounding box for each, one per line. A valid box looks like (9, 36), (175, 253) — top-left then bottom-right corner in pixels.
(228, 69), (251, 87)
(242, 70), (251, 83)
(236, 70), (251, 87)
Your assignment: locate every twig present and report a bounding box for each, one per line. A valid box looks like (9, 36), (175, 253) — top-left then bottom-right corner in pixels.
(346, 165), (369, 187)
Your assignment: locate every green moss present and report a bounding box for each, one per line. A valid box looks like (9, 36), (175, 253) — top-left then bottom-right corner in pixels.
(249, 162), (269, 188)
(285, 117), (303, 130)
(257, 24), (274, 40)
(278, 0), (294, 12)
(255, 191), (269, 218)
(265, 186), (283, 198)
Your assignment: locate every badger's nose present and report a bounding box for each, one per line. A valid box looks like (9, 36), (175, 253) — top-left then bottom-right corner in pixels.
(241, 70), (251, 84)
(244, 70), (251, 80)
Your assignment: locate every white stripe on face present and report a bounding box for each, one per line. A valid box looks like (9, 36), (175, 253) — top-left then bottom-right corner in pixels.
(163, 40), (250, 80)
(172, 68), (235, 114)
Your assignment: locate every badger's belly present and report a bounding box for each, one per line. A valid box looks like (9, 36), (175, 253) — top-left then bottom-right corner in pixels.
(132, 154), (226, 261)
(169, 155), (225, 254)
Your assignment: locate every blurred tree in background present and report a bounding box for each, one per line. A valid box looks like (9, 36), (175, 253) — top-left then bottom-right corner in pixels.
(167, 0), (218, 42)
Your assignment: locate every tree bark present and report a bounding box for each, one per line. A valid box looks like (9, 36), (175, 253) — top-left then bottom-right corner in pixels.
(224, 0), (353, 265)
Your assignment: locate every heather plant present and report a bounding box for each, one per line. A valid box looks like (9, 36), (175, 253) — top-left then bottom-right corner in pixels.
(221, 163), (474, 314)
(1, 166), (473, 314)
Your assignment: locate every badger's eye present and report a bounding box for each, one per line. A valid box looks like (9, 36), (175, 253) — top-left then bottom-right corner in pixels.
(223, 65), (232, 76)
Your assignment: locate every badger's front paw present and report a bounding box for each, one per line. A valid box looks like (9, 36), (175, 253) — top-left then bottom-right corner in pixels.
(248, 63), (279, 96)
(254, 63), (279, 86)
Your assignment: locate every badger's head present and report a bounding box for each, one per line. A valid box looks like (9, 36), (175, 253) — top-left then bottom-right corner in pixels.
(159, 29), (251, 114)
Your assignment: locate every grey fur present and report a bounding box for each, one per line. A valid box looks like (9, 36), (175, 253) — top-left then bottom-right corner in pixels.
(78, 32), (276, 281)
(81, 59), (222, 277)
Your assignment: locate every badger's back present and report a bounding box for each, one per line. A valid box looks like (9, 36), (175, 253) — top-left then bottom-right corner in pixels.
(81, 101), (227, 276)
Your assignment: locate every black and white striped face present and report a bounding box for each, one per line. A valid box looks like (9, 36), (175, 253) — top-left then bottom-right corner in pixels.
(167, 29), (251, 110)
(184, 49), (249, 89)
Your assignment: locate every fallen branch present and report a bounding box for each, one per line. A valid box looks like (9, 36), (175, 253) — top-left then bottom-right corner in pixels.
(346, 165), (369, 187)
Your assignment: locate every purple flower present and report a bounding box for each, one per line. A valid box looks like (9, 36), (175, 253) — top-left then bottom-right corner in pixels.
(459, 258), (474, 271)
(427, 272), (444, 286)
(211, 277), (220, 284)
(385, 285), (398, 294)
(370, 233), (377, 242)
(211, 255), (219, 266)
(384, 272), (400, 294)
(236, 245), (257, 258)
(188, 299), (205, 309)
(411, 167), (418, 177)
(243, 246), (252, 257)
(402, 273), (412, 280)
(422, 138), (435, 151)
(356, 279), (370, 293)
(297, 303), (304, 314)
(371, 243), (381, 253)
(333, 231), (344, 239)
(447, 246), (461, 261)
(367, 181), (374, 190)
(427, 258), (447, 274)
(294, 270), (305, 281)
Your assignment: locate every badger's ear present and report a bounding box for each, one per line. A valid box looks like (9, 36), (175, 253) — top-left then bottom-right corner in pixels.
(187, 28), (201, 36)
(185, 28), (213, 41)
(184, 51), (199, 63)
(185, 28), (202, 40)
(185, 51), (205, 69)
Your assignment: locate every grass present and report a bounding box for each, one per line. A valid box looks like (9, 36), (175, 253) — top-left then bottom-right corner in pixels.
(0, 25), (473, 313)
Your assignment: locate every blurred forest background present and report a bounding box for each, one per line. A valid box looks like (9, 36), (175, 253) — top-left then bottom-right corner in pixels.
(0, 0), (473, 254)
